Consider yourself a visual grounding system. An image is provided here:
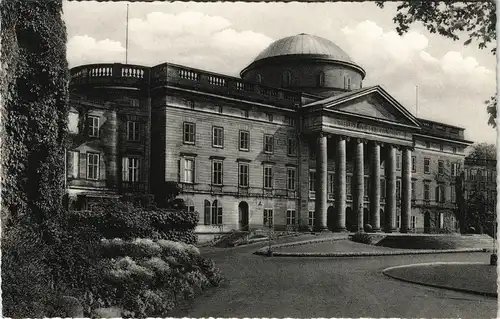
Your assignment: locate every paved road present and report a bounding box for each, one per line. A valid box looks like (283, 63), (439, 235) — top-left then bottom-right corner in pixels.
(175, 243), (498, 318)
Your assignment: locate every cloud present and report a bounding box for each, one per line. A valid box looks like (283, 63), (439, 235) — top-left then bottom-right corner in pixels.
(67, 35), (125, 67)
(340, 20), (496, 143)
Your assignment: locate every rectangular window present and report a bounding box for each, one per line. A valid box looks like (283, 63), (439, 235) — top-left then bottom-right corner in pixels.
(239, 130), (250, 151)
(309, 170), (316, 193)
(122, 157), (140, 182)
(440, 144), (444, 151)
(396, 214), (401, 229)
(215, 105), (222, 114)
(68, 112), (79, 134)
(287, 138), (297, 156)
(212, 160), (223, 185)
(87, 153), (100, 180)
(267, 113), (273, 122)
(453, 147), (457, 154)
(439, 185), (446, 202)
(286, 209), (296, 225)
(424, 158), (430, 174)
(451, 185), (456, 203)
(451, 163), (457, 177)
(88, 116), (99, 137)
(411, 216), (417, 229)
(424, 183), (430, 200)
(396, 154), (401, 171)
(212, 126), (224, 148)
(411, 156), (416, 173)
(239, 163), (249, 187)
(381, 178), (386, 198)
(184, 158), (194, 183)
(183, 122), (195, 144)
(67, 151), (80, 178)
(264, 209), (273, 227)
(346, 175), (352, 196)
(411, 181), (416, 200)
(264, 135), (274, 154)
(328, 173), (335, 196)
(470, 169), (477, 181)
(211, 201), (223, 225)
(396, 180), (401, 200)
(286, 116), (296, 126)
(364, 176), (369, 197)
(127, 121), (140, 141)
(438, 160), (444, 175)
(287, 167), (296, 191)
(130, 98), (140, 107)
(308, 211), (315, 227)
(264, 166), (273, 189)
(425, 141), (430, 148)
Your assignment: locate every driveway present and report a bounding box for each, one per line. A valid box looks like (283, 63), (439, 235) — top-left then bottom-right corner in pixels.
(174, 243), (497, 318)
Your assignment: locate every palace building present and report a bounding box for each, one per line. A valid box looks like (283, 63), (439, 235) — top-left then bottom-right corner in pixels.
(67, 33), (473, 237)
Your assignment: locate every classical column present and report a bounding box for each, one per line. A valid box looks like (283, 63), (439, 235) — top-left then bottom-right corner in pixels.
(400, 147), (412, 233)
(385, 145), (397, 232)
(315, 132), (328, 232)
(334, 136), (347, 231)
(354, 138), (365, 232)
(370, 141), (381, 232)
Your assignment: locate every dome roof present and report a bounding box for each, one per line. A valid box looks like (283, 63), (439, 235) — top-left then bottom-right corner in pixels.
(254, 33), (354, 63)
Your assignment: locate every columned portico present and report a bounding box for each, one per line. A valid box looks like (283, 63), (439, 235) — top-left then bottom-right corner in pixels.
(334, 136), (347, 231)
(385, 145), (397, 232)
(400, 147), (412, 233)
(370, 141), (381, 231)
(314, 132), (328, 232)
(353, 139), (365, 232)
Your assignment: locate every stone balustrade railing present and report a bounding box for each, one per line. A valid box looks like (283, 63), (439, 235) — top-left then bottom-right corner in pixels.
(70, 63), (149, 87)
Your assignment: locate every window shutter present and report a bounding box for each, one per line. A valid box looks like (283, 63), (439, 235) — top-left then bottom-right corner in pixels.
(204, 200), (211, 225)
(193, 158), (197, 184)
(179, 158), (186, 183)
(122, 157), (129, 182)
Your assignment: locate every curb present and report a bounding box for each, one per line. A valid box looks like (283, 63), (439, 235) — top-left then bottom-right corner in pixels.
(255, 247), (489, 257)
(383, 262), (498, 298)
(254, 236), (350, 255)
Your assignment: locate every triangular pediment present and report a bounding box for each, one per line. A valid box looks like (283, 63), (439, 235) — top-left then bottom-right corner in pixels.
(305, 86), (421, 128)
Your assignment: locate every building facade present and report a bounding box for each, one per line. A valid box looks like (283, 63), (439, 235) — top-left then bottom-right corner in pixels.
(67, 34), (473, 235)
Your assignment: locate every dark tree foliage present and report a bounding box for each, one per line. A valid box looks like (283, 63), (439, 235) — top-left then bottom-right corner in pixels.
(1, 0), (69, 316)
(1, 0), (69, 227)
(467, 142), (497, 160)
(377, 1), (497, 127)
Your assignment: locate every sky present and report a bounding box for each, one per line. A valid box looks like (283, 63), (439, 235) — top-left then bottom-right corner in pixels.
(63, 1), (497, 145)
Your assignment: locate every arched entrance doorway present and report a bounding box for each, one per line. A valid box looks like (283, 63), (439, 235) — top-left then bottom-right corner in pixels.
(424, 211), (431, 233)
(238, 201), (249, 231)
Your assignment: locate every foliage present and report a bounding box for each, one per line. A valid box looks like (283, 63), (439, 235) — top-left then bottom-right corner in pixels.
(1, 1), (69, 317)
(81, 198), (199, 244)
(377, 1), (497, 127)
(350, 232), (372, 245)
(1, 0), (69, 227)
(154, 181), (185, 209)
(467, 142), (497, 160)
(2, 219), (59, 317)
(96, 239), (221, 317)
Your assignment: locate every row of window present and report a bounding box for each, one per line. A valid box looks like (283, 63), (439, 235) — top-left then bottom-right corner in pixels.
(86, 116), (141, 141)
(67, 151), (140, 182)
(181, 157), (459, 203)
(183, 123), (298, 155)
(465, 168), (496, 182)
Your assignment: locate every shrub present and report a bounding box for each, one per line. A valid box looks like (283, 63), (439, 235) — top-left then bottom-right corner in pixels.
(350, 232), (372, 245)
(364, 224), (373, 233)
(2, 221), (58, 317)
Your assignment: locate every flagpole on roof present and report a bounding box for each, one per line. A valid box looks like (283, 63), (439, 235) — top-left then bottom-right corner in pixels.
(125, 3), (129, 64)
(416, 85), (419, 117)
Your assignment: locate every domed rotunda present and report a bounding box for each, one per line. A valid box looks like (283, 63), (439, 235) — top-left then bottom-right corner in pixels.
(240, 33), (366, 97)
